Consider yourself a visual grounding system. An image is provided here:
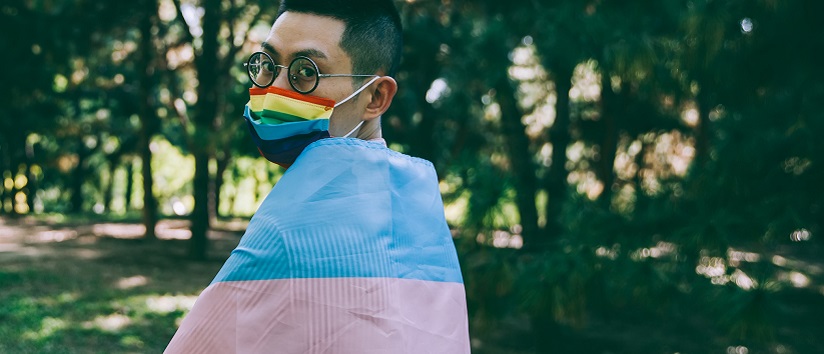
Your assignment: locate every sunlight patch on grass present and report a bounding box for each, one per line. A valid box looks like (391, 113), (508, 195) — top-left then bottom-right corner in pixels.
(0, 243), (24, 252)
(116, 275), (149, 289)
(22, 317), (67, 341)
(120, 335), (145, 349)
(92, 223), (146, 239)
(156, 223), (192, 240)
(145, 295), (197, 314)
(85, 313), (132, 332)
(31, 229), (77, 243)
(52, 292), (79, 305)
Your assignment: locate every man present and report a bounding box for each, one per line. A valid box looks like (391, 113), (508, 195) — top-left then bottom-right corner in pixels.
(165, 0), (470, 353)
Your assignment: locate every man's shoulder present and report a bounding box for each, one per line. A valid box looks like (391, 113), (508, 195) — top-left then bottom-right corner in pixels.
(303, 138), (435, 169)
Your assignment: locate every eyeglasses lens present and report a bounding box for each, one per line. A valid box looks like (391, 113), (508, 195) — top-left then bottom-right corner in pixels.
(249, 52), (277, 87)
(288, 57), (319, 93)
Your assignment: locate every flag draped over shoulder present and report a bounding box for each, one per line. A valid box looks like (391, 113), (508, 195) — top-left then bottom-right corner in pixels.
(165, 138), (470, 354)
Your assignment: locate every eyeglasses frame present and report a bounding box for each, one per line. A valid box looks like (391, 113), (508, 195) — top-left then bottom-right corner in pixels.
(243, 51), (377, 94)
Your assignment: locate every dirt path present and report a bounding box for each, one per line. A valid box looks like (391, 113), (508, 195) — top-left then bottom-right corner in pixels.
(0, 216), (245, 262)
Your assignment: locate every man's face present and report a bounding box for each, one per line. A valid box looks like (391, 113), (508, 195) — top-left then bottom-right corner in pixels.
(262, 12), (367, 137)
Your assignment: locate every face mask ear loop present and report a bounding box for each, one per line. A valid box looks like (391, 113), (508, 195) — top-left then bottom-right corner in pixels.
(342, 120), (365, 138)
(333, 76), (382, 108)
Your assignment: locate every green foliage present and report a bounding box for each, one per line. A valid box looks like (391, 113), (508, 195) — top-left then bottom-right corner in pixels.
(2, 0), (823, 352)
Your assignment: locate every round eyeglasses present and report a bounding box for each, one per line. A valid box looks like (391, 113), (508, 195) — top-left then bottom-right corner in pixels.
(243, 51), (377, 94)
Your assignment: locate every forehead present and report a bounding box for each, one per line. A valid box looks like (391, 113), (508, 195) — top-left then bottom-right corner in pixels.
(264, 12), (348, 65)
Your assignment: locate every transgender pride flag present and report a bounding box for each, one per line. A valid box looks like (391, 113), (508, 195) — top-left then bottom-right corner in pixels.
(166, 139), (470, 353)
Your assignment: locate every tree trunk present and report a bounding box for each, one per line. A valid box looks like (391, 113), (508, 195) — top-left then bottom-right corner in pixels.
(5, 135), (26, 216)
(70, 145), (92, 214)
(125, 158), (134, 211)
(495, 74), (540, 250)
(191, 153), (210, 258)
(1, 136), (10, 215)
(24, 138), (37, 214)
(634, 139), (648, 200)
(543, 64), (575, 238)
(138, 0), (159, 239)
(403, 15), (441, 165)
(212, 152), (230, 220)
(8, 171), (19, 216)
(597, 73), (620, 208)
(189, 0), (221, 259)
(693, 87), (712, 171)
(104, 159), (116, 213)
(69, 162), (82, 213)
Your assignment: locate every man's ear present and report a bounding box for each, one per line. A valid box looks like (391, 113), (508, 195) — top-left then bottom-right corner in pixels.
(363, 76), (398, 121)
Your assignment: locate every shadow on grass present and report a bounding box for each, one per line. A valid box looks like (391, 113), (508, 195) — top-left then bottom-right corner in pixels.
(0, 216), (244, 353)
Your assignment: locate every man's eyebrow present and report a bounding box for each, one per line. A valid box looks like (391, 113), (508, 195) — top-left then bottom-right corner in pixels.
(294, 48), (328, 60)
(261, 42), (279, 59)
(260, 43), (327, 62)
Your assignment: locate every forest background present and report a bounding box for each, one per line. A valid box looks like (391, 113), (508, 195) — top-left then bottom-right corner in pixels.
(1, 0), (822, 353)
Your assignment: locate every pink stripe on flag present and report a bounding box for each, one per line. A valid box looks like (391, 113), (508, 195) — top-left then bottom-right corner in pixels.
(165, 278), (470, 354)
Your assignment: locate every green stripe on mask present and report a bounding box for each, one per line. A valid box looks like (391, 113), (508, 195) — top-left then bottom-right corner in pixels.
(257, 109), (308, 125)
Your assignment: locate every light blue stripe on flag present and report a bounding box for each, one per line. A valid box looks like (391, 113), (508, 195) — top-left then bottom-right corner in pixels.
(213, 139), (464, 284)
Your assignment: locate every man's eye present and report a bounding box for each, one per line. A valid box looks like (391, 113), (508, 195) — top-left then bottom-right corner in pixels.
(263, 62), (275, 72)
(297, 67), (316, 78)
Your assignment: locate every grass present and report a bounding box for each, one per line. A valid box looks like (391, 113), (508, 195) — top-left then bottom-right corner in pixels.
(0, 217), (241, 353)
(2, 215), (822, 353)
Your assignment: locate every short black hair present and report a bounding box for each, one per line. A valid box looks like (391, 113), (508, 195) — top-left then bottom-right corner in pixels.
(277, 0), (403, 78)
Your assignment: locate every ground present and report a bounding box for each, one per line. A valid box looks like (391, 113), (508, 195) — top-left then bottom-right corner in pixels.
(1, 216), (822, 353)
(0, 216), (244, 353)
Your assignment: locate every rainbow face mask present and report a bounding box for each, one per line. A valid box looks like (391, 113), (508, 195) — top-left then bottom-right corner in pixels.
(243, 77), (380, 168)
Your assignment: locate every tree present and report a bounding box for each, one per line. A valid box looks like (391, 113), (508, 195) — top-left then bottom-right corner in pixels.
(162, 0), (271, 259)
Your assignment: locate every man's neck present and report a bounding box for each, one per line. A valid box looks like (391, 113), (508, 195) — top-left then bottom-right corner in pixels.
(356, 118), (382, 141)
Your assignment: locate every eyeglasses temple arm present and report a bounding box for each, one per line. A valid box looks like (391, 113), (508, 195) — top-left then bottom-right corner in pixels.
(318, 74), (378, 78)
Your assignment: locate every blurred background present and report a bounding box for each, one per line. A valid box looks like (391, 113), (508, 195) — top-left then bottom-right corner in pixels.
(1, 0), (822, 353)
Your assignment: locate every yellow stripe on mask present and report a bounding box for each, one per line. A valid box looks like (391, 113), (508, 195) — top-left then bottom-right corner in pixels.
(249, 95), (266, 113)
(260, 92), (333, 120)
